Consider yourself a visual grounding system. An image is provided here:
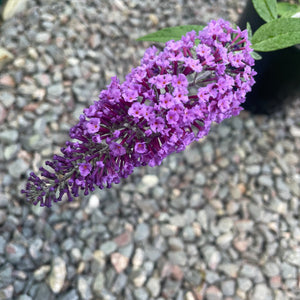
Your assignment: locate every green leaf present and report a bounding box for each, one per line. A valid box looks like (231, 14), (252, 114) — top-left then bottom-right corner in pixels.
(247, 22), (253, 40)
(277, 2), (300, 18)
(251, 17), (300, 51)
(251, 51), (263, 60)
(252, 0), (278, 22)
(137, 25), (205, 43)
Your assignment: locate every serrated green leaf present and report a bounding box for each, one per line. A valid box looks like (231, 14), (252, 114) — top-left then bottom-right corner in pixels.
(252, 0), (278, 22)
(252, 17), (300, 51)
(137, 25), (205, 43)
(277, 2), (300, 18)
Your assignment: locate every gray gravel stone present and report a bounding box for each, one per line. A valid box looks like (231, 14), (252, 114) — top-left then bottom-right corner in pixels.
(285, 278), (298, 289)
(218, 217), (234, 233)
(169, 214), (186, 227)
(100, 241), (117, 256)
(202, 142), (214, 163)
(216, 232), (233, 249)
(184, 147), (201, 165)
(48, 257), (67, 294)
(235, 219), (254, 232)
(275, 177), (290, 193)
(283, 152), (299, 165)
(257, 175), (273, 187)
(4, 144), (19, 160)
(204, 271), (220, 284)
(144, 261), (154, 276)
(47, 83), (64, 99)
(217, 125), (231, 137)
(144, 246), (161, 262)
(133, 287), (149, 300)
(189, 191), (204, 207)
(201, 246), (221, 270)
(283, 250), (300, 267)
(92, 272), (106, 296)
(167, 251), (187, 266)
(160, 224), (178, 237)
(221, 280), (235, 296)
(132, 248), (145, 269)
(0, 236), (6, 254)
(263, 262), (280, 277)
(237, 277), (253, 292)
(245, 165), (261, 175)
(205, 285), (222, 300)
(0, 104), (7, 125)
(161, 279), (181, 299)
(290, 125), (300, 137)
(251, 283), (273, 300)
(197, 210), (208, 231)
(16, 296), (33, 300)
(0, 263), (13, 289)
(0, 129), (18, 143)
(240, 264), (261, 279)
(146, 277), (161, 298)
(34, 265), (51, 281)
(2, 0), (29, 20)
(35, 32), (51, 43)
(185, 269), (202, 286)
(0, 47), (14, 68)
(29, 238), (43, 261)
(140, 174), (159, 188)
(94, 289), (116, 300)
(131, 269), (147, 287)
(134, 223), (150, 242)
(5, 242), (26, 264)
(218, 263), (239, 278)
(269, 198), (288, 215)
(119, 243), (134, 259)
(182, 226), (196, 241)
(72, 79), (95, 103)
(168, 237), (184, 251)
(34, 283), (53, 300)
(0, 210), (6, 226)
(194, 172), (206, 186)
(0, 285), (14, 300)
(23, 134), (51, 151)
(57, 290), (79, 300)
(111, 273), (127, 294)
(0, 91), (15, 107)
(77, 276), (92, 300)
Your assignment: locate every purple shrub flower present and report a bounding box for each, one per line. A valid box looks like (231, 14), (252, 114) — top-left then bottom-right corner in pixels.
(79, 162), (92, 177)
(86, 118), (101, 134)
(135, 142), (147, 154)
(22, 19), (256, 207)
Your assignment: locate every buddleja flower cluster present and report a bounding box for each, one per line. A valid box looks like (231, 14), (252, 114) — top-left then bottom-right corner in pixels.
(22, 19), (256, 207)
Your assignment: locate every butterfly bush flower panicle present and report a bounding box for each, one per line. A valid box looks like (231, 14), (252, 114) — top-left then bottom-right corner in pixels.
(22, 19), (256, 207)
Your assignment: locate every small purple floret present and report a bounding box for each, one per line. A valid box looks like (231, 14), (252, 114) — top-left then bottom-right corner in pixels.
(79, 162), (92, 177)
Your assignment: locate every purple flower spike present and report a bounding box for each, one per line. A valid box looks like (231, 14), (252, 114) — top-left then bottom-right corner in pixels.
(21, 19), (256, 207)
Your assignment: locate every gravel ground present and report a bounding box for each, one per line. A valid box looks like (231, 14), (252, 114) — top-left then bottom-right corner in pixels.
(0, 0), (300, 299)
